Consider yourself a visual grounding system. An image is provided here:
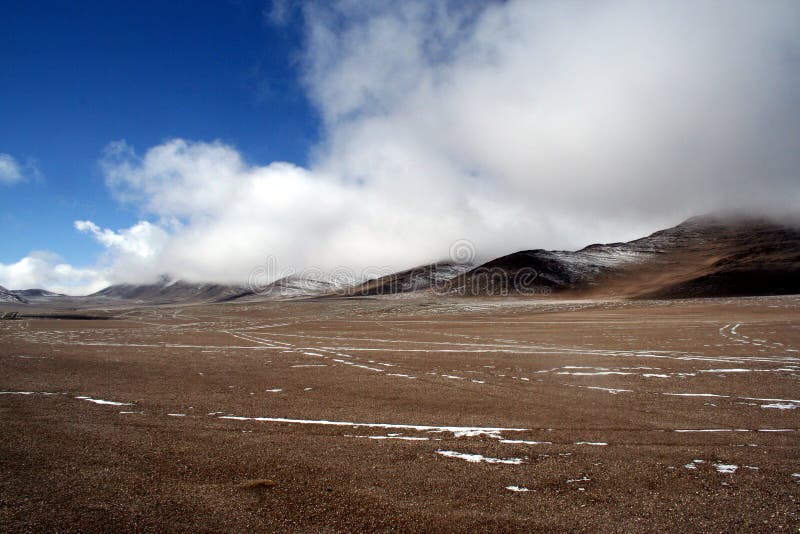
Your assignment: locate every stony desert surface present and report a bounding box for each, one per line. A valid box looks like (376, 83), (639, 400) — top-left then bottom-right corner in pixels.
(1, 296), (799, 532)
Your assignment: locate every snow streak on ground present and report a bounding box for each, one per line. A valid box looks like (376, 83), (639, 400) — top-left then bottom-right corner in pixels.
(218, 415), (527, 437)
(74, 395), (133, 406)
(435, 450), (524, 465)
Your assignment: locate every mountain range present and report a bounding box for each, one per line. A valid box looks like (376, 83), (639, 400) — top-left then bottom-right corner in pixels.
(2, 214), (798, 307)
(444, 214), (800, 298)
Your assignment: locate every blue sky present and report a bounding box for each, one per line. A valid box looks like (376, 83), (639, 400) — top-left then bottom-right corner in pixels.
(1, 0), (317, 266)
(1, 1), (798, 294)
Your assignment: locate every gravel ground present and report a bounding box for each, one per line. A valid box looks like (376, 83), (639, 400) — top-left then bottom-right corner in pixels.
(1, 296), (799, 532)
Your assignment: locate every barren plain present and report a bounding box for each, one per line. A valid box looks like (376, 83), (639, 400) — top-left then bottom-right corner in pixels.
(1, 296), (799, 531)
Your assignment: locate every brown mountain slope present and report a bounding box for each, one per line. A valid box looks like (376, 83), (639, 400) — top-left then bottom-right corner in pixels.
(445, 214), (800, 298)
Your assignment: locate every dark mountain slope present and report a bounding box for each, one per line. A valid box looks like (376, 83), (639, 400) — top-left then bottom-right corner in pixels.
(342, 261), (475, 297)
(445, 215), (800, 298)
(89, 278), (250, 304)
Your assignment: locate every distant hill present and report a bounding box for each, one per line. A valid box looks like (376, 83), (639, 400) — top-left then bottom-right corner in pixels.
(89, 277), (250, 304)
(342, 261), (475, 297)
(220, 275), (335, 302)
(86, 275), (335, 304)
(3, 214), (798, 306)
(445, 214), (800, 298)
(0, 285), (27, 304)
(13, 289), (65, 298)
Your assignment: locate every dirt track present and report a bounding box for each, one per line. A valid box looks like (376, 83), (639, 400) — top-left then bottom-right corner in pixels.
(1, 296), (799, 531)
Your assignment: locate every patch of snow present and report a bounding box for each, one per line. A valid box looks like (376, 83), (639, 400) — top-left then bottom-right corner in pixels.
(664, 393), (728, 397)
(219, 415), (527, 436)
(505, 485), (530, 492)
(674, 429), (750, 433)
(761, 403), (797, 410)
(582, 385), (632, 394)
(435, 450), (524, 465)
(566, 476), (590, 483)
(452, 429), (503, 439)
(714, 463), (738, 474)
(75, 395), (133, 406)
(742, 396), (800, 404)
(557, 371), (633, 376)
(366, 435), (429, 441)
(698, 368), (755, 373)
(331, 359), (385, 372)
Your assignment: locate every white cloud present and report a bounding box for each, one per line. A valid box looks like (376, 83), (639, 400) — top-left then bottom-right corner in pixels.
(303, 0), (800, 222)
(93, 138), (473, 284)
(75, 220), (168, 259)
(0, 153), (24, 184)
(264, 0), (295, 26)
(7, 0), (800, 292)
(0, 251), (109, 295)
